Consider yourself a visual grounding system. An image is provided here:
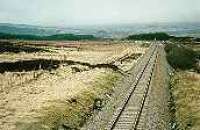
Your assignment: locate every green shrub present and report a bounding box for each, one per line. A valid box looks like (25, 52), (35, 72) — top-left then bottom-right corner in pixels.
(165, 44), (197, 70)
(194, 38), (200, 42)
(0, 33), (96, 41)
(125, 32), (194, 41)
(126, 32), (172, 41)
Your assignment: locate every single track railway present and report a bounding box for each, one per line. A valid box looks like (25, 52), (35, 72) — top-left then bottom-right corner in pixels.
(107, 44), (158, 130)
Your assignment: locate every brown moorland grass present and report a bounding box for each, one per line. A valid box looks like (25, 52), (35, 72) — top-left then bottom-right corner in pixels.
(171, 71), (200, 130)
(0, 40), (148, 130)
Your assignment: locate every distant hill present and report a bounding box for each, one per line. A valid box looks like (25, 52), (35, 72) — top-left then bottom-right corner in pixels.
(0, 22), (199, 39)
(0, 23), (61, 36)
(0, 32), (96, 41)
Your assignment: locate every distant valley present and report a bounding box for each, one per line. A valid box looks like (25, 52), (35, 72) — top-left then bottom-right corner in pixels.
(0, 22), (200, 38)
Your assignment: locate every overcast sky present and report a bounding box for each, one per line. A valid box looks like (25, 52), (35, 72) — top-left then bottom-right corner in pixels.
(0, 0), (200, 26)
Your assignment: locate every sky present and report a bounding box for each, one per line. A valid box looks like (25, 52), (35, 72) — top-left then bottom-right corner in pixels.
(0, 0), (200, 26)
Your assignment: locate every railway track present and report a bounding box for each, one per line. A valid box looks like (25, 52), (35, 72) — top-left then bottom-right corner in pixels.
(106, 44), (158, 130)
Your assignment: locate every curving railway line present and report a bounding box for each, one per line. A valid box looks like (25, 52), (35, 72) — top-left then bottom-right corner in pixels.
(106, 44), (158, 130)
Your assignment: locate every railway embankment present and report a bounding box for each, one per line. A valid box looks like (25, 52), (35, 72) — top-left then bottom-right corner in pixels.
(82, 44), (172, 130)
(165, 43), (200, 130)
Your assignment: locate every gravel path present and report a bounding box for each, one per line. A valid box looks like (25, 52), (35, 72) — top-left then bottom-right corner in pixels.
(137, 45), (171, 130)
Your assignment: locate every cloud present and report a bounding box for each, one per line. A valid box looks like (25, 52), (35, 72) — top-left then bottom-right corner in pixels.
(0, 0), (199, 26)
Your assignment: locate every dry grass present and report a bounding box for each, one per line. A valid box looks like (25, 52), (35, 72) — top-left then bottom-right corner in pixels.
(171, 71), (200, 130)
(0, 40), (147, 130)
(0, 41), (146, 65)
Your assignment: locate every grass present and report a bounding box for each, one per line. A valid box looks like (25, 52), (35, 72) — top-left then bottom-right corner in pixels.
(165, 43), (198, 70)
(170, 71), (200, 130)
(166, 43), (200, 130)
(17, 72), (121, 130)
(0, 32), (97, 41)
(0, 41), (49, 53)
(0, 41), (145, 130)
